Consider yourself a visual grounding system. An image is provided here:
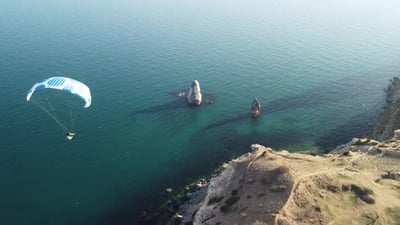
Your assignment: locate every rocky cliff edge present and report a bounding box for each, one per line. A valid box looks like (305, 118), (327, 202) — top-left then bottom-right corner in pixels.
(177, 141), (400, 225)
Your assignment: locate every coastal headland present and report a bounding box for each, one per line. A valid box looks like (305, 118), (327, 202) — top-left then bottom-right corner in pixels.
(176, 141), (400, 225)
(140, 77), (400, 225)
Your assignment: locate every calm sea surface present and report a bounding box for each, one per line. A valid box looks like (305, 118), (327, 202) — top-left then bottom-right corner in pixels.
(1, 0), (400, 224)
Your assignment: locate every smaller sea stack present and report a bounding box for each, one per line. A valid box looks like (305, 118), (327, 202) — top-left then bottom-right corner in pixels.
(251, 98), (261, 118)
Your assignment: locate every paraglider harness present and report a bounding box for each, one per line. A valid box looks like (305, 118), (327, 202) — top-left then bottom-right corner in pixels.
(65, 132), (76, 140)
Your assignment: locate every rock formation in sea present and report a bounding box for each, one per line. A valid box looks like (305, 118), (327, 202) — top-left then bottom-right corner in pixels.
(187, 80), (202, 106)
(251, 98), (261, 118)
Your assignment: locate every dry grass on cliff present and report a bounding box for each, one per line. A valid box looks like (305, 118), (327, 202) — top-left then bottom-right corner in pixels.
(181, 141), (400, 225)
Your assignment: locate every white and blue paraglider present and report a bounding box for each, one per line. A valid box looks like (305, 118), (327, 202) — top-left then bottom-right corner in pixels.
(26, 77), (91, 140)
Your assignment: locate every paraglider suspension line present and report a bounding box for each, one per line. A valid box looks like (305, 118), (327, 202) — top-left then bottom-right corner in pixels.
(68, 105), (78, 131)
(32, 99), (68, 132)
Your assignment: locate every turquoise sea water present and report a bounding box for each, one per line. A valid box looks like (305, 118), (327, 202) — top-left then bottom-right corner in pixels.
(1, 0), (400, 224)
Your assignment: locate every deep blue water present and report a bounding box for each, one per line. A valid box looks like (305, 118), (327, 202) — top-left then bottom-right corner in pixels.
(1, 0), (400, 224)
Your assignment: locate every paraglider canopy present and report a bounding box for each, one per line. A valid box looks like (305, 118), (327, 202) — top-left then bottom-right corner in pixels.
(26, 76), (91, 139)
(26, 77), (91, 108)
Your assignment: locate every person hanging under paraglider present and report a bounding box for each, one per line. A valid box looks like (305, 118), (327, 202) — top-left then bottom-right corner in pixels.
(26, 76), (92, 140)
(65, 132), (76, 140)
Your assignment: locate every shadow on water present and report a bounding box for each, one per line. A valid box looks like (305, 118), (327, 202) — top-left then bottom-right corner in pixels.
(77, 124), (303, 225)
(133, 93), (215, 116)
(203, 76), (376, 130)
(315, 104), (383, 151)
(131, 98), (187, 115)
(203, 112), (250, 129)
(263, 76), (381, 115)
(74, 167), (189, 225)
(111, 195), (176, 225)
(262, 89), (340, 115)
(220, 128), (308, 153)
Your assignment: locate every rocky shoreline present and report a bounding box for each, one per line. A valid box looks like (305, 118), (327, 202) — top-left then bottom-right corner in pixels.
(138, 77), (400, 225)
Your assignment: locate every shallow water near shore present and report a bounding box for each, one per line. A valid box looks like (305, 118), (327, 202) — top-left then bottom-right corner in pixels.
(1, 0), (400, 224)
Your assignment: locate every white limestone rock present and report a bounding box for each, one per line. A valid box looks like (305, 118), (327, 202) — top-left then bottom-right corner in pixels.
(187, 80), (202, 106)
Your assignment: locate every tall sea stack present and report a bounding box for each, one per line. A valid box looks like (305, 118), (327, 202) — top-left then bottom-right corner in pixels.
(187, 80), (202, 106)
